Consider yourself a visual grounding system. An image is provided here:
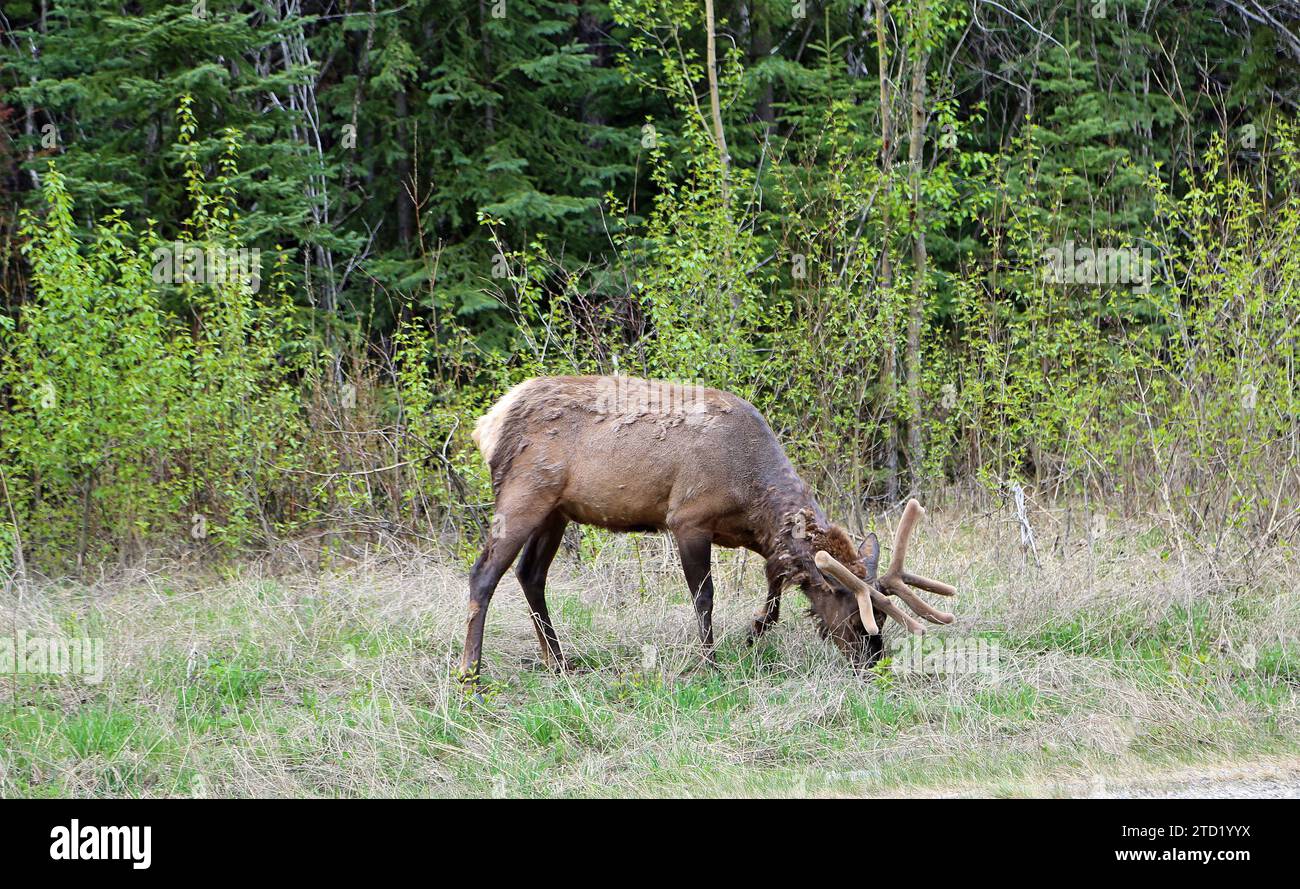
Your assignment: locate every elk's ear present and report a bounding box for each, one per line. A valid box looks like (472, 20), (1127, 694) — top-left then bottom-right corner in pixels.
(859, 532), (880, 580)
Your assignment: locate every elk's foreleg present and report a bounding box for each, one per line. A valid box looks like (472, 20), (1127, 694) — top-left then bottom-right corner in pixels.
(514, 512), (569, 671)
(749, 557), (784, 639)
(864, 606), (886, 666)
(673, 529), (716, 663)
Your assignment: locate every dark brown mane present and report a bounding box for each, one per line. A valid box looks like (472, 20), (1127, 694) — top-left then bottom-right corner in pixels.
(771, 506), (863, 587)
(811, 523), (863, 577)
(750, 505), (871, 642)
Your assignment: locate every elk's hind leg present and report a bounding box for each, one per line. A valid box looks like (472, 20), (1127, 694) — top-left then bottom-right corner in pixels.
(514, 511), (569, 671)
(462, 492), (556, 685)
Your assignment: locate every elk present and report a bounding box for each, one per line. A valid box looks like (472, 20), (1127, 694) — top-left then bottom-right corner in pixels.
(462, 375), (956, 681)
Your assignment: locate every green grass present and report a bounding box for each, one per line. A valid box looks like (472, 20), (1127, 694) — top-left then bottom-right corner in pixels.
(1, 524), (1297, 797)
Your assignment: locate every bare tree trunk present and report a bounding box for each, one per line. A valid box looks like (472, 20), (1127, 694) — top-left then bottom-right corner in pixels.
(906, 0), (929, 494)
(76, 470), (95, 578)
(344, 0), (378, 194)
(704, 0), (730, 204)
(22, 0), (49, 189)
(750, 1), (774, 137)
(268, 0), (341, 333)
(875, 0), (899, 503)
(395, 88), (414, 246)
(480, 0), (495, 133)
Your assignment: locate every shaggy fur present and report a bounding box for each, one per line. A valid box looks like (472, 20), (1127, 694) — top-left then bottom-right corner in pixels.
(460, 375), (881, 678)
(772, 507), (869, 640)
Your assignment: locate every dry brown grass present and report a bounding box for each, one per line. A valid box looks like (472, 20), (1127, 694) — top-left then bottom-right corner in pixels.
(1, 503), (1297, 797)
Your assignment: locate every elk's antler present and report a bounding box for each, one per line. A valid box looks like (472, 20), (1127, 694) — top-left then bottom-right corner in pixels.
(877, 499), (956, 624)
(815, 550), (921, 635)
(814, 498), (956, 636)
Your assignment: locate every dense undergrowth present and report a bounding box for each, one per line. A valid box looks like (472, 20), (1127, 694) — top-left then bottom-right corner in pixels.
(1, 102), (1298, 574)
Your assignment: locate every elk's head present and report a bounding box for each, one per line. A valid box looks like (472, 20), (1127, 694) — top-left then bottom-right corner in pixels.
(797, 499), (958, 665)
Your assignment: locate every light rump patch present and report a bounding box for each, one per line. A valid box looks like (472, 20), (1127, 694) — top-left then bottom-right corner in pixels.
(472, 379), (534, 464)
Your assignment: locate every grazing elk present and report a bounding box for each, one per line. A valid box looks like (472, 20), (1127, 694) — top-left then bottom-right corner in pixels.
(462, 375), (956, 681)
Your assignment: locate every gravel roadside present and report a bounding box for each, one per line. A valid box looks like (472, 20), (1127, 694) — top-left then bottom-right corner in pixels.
(895, 758), (1300, 798)
(1096, 761), (1300, 799)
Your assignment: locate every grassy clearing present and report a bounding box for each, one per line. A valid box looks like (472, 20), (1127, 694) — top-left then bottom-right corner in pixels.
(1, 507), (1297, 798)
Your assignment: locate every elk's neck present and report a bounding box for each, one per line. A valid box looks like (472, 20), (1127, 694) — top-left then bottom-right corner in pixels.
(750, 474), (860, 594)
(752, 479), (828, 557)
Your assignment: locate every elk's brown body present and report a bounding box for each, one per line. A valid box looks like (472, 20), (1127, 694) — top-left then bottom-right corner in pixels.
(461, 375), (955, 680)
